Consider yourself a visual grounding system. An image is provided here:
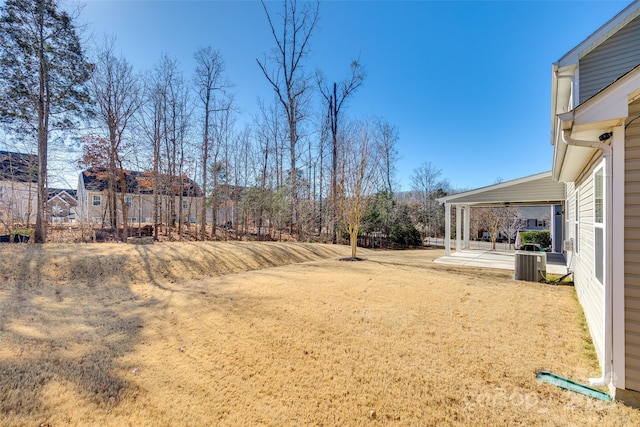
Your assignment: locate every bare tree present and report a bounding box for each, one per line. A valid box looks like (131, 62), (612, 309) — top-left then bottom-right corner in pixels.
(411, 162), (446, 239)
(316, 112), (330, 238)
(374, 119), (398, 196)
(475, 206), (521, 250)
(209, 100), (234, 238)
(193, 46), (231, 240)
(257, 0), (319, 237)
(317, 59), (365, 243)
(337, 120), (380, 259)
(499, 206), (524, 249)
(254, 101), (278, 240)
(139, 70), (165, 240)
(158, 55), (190, 239)
(86, 38), (141, 239)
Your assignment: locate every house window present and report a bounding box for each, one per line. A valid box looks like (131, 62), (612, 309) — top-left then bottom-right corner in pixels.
(182, 200), (188, 209)
(92, 195), (101, 206)
(125, 196), (133, 208)
(536, 219), (544, 228)
(594, 167), (604, 284)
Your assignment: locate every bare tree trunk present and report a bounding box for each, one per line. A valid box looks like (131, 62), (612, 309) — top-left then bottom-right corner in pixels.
(118, 167), (128, 240)
(35, 4), (47, 243)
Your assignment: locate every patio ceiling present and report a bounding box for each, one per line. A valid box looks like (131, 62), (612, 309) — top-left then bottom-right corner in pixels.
(436, 171), (564, 207)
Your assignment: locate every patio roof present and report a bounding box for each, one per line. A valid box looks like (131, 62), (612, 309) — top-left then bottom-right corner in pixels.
(436, 171), (564, 207)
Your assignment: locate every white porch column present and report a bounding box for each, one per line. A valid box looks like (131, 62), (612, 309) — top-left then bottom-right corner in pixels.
(464, 205), (471, 249)
(444, 203), (451, 255)
(456, 204), (462, 251)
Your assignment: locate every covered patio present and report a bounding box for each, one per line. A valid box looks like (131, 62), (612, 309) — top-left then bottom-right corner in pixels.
(434, 249), (568, 275)
(435, 171), (566, 265)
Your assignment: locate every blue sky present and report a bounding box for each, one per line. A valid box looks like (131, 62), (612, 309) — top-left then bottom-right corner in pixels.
(75, 0), (632, 191)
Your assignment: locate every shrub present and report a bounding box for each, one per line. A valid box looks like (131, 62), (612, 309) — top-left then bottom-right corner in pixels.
(519, 230), (551, 248)
(389, 205), (422, 247)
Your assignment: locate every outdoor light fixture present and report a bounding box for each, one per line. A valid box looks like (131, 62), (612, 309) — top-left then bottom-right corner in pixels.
(599, 132), (613, 141)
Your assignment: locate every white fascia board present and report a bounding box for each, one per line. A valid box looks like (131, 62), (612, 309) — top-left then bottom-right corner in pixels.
(551, 64), (560, 146)
(551, 65), (577, 178)
(552, 112), (574, 181)
(552, 133), (568, 181)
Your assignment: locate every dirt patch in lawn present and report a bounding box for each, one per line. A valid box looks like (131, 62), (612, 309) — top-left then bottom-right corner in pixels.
(0, 243), (638, 425)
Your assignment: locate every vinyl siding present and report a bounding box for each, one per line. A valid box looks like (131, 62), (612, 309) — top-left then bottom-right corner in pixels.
(566, 161), (605, 364)
(79, 190), (204, 226)
(0, 180), (37, 224)
(625, 99), (640, 391)
(579, 14), (640, 104)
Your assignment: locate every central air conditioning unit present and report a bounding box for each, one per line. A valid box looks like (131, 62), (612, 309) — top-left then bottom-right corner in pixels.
(514, 250), (547, 282)
(564, 238), (574, 252)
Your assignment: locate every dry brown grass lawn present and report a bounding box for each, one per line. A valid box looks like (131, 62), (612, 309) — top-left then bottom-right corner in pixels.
(1, 242), (639, 426)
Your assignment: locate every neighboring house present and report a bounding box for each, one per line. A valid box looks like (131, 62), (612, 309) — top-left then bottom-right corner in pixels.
(0, 150), (38, 226)
(477, 205), (551, 241)
(47, 189), (77, 223)
(550, 0), (640, 397)
(76, 168), (204, 226)
(519, 206), (551, 232)
(211, 184), (242, 228)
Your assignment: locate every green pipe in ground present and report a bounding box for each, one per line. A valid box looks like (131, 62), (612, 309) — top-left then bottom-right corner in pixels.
(536, 370), (611, 402)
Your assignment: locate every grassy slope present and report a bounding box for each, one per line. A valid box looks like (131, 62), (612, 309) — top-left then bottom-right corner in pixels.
(0, 241), (351, 287)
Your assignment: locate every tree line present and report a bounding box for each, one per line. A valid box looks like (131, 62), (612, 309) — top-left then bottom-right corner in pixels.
(0, 0), (453, 250)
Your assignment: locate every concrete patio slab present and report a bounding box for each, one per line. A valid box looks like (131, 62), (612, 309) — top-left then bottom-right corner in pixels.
(434, 249), (568, 276)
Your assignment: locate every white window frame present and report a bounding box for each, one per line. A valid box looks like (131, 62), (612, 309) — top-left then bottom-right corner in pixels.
(125, 196), (133, 208)
(182, 199), (188, 209)
(92, 195), (101, 206)
(594, 164), (605, 285)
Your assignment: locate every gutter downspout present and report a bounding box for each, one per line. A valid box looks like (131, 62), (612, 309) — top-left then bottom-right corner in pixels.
(561, 129), (613, 388)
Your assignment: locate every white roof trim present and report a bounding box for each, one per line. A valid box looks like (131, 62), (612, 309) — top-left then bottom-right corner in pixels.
(558, 0), (640, 67)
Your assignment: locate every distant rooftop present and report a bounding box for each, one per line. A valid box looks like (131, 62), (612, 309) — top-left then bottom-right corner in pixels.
(81, 168), (203, 197)
(0, 150), (38, 183)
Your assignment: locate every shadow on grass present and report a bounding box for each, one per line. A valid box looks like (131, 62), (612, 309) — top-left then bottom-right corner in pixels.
(0, 248), (154, 422)
(340, 257), (365, 262)
(0, 242), (323, 423)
